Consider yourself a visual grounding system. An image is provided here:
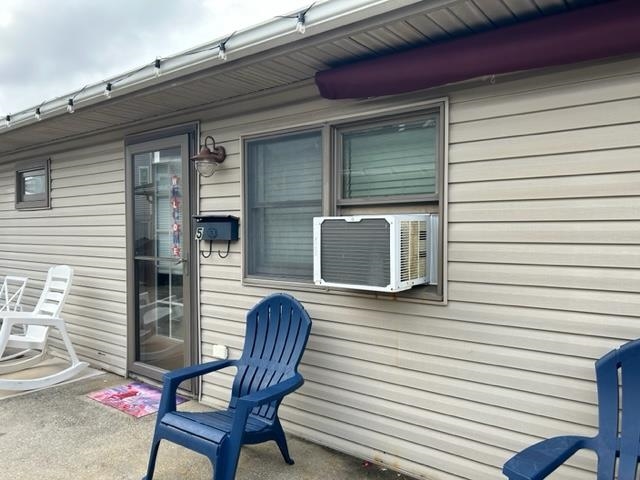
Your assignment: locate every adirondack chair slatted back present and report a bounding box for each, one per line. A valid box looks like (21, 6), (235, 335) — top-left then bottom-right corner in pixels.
(594, 339), (640, 478)
(28, 266), (73, 339)
(230, 293), (311, 421)
(0, 276), (28, 313)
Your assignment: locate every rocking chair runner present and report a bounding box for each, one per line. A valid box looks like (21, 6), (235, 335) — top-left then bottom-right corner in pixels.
(0, 265), (88, 391)
(503, 338), (640, 479)
(143, 293), (312, 480)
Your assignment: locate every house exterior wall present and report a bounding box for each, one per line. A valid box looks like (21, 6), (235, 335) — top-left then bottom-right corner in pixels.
(0, 54), (638, 479)
(0, 141), (127, 375)
(197, 56), (640, 480)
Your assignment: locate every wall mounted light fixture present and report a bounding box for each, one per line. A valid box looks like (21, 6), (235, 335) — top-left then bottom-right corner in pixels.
(191, 135), (226, 177)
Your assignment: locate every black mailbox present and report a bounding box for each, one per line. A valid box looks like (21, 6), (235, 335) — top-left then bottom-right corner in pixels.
(193, 215), (239, 241)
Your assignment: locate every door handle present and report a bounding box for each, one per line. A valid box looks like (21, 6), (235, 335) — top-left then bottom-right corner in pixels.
(175, 256), (189, 276)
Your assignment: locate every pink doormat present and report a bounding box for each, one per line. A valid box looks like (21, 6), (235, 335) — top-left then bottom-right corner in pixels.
(88, 381), (187, 418)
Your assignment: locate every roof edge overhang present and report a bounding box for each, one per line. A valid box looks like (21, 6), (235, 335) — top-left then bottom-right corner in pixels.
(315, 0), (640, 99)
(1, 0), (461, 135)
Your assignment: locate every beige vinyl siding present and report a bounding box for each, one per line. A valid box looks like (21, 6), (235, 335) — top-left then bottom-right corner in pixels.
(0, 141), (127, 375)
(196, 55), (640, 480)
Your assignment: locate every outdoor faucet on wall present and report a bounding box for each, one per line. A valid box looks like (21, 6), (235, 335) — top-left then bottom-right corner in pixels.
(193, 215), (239, 259)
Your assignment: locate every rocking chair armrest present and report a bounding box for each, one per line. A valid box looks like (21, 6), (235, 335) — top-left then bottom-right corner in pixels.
(0, 313), (62, 327)
(237, 373), (304, 409)
(502, 435), (591, 480)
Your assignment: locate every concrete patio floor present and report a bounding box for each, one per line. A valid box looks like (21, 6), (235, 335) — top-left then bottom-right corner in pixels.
(0, 371), (412, 480)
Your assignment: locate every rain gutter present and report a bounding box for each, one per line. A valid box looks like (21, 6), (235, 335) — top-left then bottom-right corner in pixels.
(0, 0), (453, 133)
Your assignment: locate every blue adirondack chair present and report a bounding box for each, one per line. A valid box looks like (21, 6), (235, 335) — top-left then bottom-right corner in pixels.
(142, 293), (312, 480)
(503, 338), (640, 479)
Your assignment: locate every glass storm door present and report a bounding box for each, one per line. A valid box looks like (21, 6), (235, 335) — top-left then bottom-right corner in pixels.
(127, 135), (192, 383)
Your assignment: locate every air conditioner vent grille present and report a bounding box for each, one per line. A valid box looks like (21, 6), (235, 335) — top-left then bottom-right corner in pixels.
(400, 220), (427, 282)
(320, 218), (390, 287)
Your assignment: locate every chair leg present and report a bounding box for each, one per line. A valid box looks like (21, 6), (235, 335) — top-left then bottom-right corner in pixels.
(273, 420), (294, 465)
(142, 437), (161, 480)
(213, 445), (241, 480)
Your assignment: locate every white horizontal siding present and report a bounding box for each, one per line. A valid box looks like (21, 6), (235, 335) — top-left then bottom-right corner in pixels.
(196, 56), (640, 480)
(0, 141), (127, 375)
(449, 147), (640, 182)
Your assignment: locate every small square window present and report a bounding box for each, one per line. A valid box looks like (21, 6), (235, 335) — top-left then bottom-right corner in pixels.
(16, 158), (50, 210)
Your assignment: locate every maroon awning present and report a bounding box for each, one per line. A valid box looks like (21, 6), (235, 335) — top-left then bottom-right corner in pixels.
(315, 0), (640, 99)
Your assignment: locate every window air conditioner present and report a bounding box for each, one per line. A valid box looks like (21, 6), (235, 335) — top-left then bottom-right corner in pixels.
(313, 214), (438, 292)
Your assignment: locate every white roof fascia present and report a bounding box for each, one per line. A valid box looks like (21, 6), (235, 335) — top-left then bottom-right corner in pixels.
(2, 0), (456, 133)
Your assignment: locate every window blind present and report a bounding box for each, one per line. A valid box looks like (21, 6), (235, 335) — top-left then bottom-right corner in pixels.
(246, 131), (322, 279)
(341, 116), (437, 199)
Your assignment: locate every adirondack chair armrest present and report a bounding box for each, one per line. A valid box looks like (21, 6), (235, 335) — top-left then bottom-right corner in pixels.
(502, 435), (590, 480)
(237, 373), (304, 409)
(158, 359), (238, 415)
(164, 359), (237, 386)
(227, 374), (304, 447)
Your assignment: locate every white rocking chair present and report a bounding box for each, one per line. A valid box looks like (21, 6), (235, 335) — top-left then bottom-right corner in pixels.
(0, 276), (28, 313)
(0, 265), (89, 391)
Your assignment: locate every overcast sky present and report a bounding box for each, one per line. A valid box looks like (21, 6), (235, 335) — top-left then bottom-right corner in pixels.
(0, 0), (312, 115)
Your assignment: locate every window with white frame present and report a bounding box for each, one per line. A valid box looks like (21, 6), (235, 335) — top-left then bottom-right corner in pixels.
(15, 158), (50, 210)
(244, 104), (445, 299)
